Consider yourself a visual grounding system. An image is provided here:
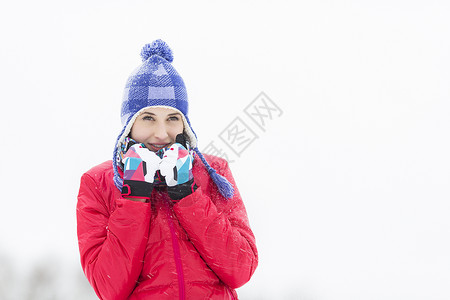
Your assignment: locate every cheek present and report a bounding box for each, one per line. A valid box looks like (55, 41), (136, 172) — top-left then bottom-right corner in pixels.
(169, 123), (184, 138)
(130, 125), (151, 143)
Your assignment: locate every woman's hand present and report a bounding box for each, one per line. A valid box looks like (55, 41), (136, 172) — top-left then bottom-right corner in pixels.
(159, 141), (197, 200)
(121, 144), (162, 201)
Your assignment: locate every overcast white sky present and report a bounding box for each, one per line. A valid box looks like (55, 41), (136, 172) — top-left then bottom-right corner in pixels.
(1, 1), (449, 299)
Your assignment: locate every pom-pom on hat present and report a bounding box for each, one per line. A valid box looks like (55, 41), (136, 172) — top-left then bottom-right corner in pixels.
(112, 39), (234, 199)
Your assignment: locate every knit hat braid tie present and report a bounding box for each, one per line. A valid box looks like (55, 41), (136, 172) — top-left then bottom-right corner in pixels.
(193, 148), (234, 199)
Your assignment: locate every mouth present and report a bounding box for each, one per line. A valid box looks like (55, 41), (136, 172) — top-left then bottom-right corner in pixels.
(148, 143), (171, 152)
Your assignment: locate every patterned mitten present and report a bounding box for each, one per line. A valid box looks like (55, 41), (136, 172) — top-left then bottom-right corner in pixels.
(121, 144), (162, 200)
(159, 134), (198, 200)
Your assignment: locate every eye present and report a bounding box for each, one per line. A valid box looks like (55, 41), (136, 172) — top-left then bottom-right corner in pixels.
(168, 116), (180, 121)
(142, 116), (154, 121)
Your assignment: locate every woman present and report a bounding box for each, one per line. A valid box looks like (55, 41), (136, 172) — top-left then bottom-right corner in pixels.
(77, 39), (258, 299)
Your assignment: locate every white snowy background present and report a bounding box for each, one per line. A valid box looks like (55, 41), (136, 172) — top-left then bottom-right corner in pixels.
(1, 0), (449, 299)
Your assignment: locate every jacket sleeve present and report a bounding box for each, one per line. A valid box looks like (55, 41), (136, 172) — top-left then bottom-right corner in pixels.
(173, 159), (258, 289)
(77, 173), (151, 300)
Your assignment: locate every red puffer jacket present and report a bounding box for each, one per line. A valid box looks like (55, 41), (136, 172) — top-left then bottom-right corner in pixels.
(77, 154), (258, 299)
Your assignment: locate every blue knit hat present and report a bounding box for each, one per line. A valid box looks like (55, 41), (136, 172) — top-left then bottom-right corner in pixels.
(112, 39), (234, 199)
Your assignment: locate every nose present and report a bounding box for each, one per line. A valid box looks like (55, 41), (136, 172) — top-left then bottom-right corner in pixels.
(153, 123), (169, 140)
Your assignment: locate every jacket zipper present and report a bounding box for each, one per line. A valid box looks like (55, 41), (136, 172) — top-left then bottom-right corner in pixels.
(226, 284), (236, 300)
(164, 198), (186, 300)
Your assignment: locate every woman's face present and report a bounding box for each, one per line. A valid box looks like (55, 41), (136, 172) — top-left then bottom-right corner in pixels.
(130, 107), (184, 152)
